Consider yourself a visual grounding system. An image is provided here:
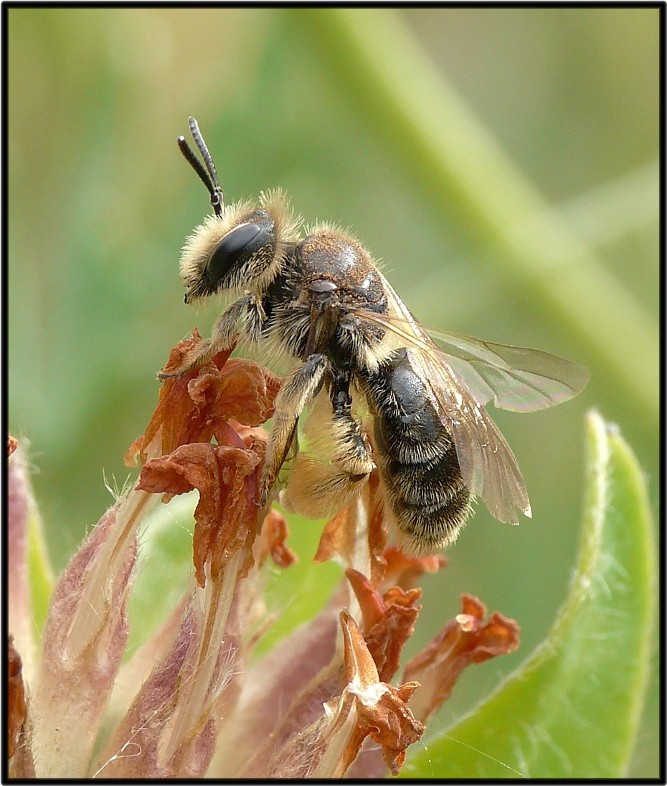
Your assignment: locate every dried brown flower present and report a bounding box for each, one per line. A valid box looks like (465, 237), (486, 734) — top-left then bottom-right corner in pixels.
(403, 593), (521, 724)
(8, 334), (521, 778)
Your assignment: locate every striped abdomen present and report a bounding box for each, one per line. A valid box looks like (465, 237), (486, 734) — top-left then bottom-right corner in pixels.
(359, 349), (471, 555)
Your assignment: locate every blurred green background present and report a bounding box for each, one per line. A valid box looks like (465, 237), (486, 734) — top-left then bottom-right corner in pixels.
(8, 7), (658, 776)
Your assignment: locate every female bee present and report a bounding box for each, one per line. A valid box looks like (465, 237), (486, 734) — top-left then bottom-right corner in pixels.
(166, 117), (589, 555)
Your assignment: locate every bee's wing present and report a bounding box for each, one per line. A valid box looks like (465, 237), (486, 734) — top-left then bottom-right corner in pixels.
(406, 345), (530, 523)
(422, 329), (590, 412)
(369, 277), (590, 412)
(354, 274), (589, 523)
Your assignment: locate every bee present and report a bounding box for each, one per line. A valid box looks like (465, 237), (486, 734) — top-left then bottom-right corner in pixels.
(166, 117), (589, 555)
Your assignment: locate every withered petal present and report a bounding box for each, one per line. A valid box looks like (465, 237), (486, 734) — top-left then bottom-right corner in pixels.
(213, 359), (281, 427)
(127, 334), (279, 467)
(8, 445), (35, 680)
(345, 568), (386, 629)
(314, 508), (349, 564)
(339, 612), (424, 776)
(345, 571), (421, 683)
(314, 478), (386, 587)
(138, 442), (262, 587)
(360, 684), (424, 775)
(256, 509), (298, 569)
(382, 546), (447, 591)
(367, 586), (421, 683)
(30, 499), (137, 777)
(8, 637), (27, 760)
(340, 609), (380, 688)
(402, 593), (520, 724)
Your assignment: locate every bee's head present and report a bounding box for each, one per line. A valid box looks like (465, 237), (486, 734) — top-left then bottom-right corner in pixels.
(177, 117), (299, 303)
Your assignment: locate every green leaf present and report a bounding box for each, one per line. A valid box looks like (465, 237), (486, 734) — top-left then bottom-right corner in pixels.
(403, 411), (656, 778)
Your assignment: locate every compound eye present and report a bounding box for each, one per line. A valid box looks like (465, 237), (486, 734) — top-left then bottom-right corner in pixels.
(207, 222), (271, 288)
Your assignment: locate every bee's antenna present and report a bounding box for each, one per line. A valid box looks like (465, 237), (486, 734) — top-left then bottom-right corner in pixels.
(177, 116), (224, 218)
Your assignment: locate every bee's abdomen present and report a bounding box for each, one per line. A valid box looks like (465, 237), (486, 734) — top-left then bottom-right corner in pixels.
(360, 350), (471, 555)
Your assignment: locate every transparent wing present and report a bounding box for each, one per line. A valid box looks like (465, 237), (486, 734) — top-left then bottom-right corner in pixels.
(420, 328), (590, 412)
(405, 346), (530, 523)
(360, 283), (589, 412)
(353, 273), (589, 523)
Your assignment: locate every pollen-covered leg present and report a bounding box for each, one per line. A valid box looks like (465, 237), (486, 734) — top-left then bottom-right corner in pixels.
(159, 294), (266, 379)
(260, 354), (329, 506)
(328, 366), (375, 480)
(281, 367), (374, 519)
(281, 407), (374, 519)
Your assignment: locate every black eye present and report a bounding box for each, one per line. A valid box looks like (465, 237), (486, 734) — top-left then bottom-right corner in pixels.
(207, 221), (273, 288)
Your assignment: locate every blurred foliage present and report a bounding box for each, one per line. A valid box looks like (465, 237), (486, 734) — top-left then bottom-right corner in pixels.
(8, 7), (659, 777)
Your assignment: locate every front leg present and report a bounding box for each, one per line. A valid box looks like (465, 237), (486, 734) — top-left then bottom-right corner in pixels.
(159, 294), (266, 379)
(259, 353), (329, 506)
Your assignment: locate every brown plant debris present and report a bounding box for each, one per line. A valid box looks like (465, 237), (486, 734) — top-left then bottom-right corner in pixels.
(403, 593), (520, 723)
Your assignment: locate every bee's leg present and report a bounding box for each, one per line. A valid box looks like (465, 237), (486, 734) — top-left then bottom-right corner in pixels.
(280, 367), (375, 520)
(329, 368), (375, 480)
(259, 353), (329, 506)
(159, 294), (266, 379)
